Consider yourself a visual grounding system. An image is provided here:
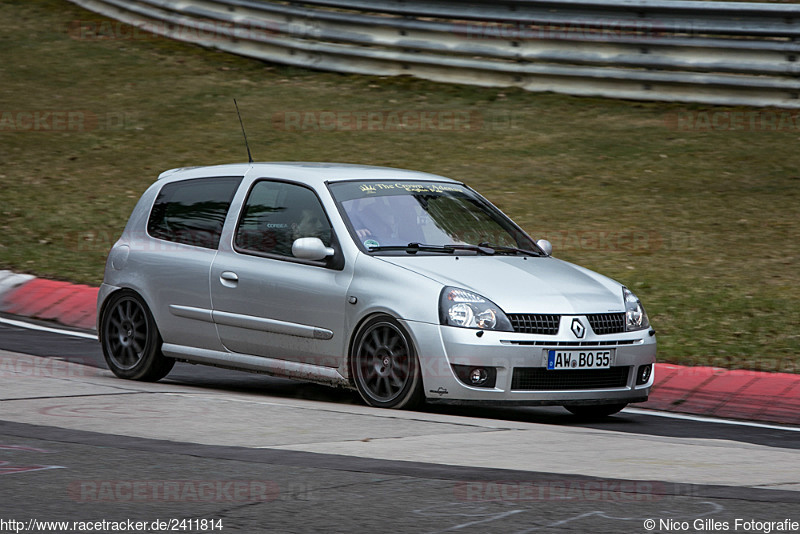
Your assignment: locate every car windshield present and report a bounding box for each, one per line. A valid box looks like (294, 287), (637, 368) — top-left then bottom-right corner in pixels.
(328, 180), (539, 254)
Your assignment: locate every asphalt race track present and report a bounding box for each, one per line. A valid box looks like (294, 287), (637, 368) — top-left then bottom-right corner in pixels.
(0, 318), (798, 534)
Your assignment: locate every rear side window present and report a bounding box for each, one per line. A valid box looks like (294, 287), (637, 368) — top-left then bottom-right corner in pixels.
(147, 176), (242, 249)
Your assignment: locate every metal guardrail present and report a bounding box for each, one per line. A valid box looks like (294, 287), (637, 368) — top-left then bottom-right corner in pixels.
(68, 0), (800, 107)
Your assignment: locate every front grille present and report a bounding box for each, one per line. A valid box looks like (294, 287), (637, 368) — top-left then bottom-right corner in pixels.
(587, 313), (626, 335)
(508, 314), (560, 335)
(511, 367), (630, 391)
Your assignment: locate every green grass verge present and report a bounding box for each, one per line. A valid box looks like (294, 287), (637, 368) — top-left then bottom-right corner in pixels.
(1, 0), (798, 372)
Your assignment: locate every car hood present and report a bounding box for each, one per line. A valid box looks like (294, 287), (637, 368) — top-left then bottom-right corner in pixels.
(378, 255), (625, 314)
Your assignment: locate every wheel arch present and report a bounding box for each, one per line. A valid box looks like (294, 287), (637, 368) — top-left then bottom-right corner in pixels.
(346, 312), (424, 409)
(97, 286), (160, 343)
(345, 310), (405, 387)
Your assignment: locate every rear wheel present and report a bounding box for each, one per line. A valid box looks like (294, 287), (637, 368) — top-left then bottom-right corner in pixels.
(564, 403), (627, 418)
(350, 316), (423, 409)
(100, 291), (174, 381)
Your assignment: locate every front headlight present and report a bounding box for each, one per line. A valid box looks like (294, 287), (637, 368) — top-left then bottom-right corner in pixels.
(439, 287), (513, 331)
(623, 287), (650, 331)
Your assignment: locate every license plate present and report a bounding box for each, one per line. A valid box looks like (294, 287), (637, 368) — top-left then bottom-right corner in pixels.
(547, 350), (612, 370)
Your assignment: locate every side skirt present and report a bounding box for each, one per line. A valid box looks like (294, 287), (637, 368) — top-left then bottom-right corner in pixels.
(161, 343), (350, 388)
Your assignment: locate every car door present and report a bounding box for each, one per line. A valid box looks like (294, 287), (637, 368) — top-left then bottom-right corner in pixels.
(210, 178), (353, 368)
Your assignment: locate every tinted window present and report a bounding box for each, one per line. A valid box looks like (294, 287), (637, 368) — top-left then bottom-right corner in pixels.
(235, 180), (332, 258)
(147, 176), (242, 249)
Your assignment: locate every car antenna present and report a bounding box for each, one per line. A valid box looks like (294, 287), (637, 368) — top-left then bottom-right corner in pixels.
(233, 98), (253, 163)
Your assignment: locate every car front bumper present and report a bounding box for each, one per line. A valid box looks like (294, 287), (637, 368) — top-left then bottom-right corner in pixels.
(405, 319), (656, 405)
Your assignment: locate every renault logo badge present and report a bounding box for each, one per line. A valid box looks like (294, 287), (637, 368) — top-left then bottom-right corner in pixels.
(571, 318), (586, 338)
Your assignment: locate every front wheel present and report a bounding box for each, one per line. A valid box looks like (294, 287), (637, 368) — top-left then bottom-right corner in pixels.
(350, 316), (423, 409)
(100, 290), (174, 381)
(564, 403), (628, 418)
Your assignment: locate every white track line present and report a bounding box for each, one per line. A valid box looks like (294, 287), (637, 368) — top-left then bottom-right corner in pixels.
(624, 407), (800, 432)
(0, 316), (97, 340)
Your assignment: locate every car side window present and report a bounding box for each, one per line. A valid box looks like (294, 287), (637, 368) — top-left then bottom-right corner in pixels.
(147, 176), (242, 249)
(235, 180), (333, 258)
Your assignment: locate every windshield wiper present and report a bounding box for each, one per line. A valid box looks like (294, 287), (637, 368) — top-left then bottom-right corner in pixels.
(367, 243), (496, 255)
(477, 242), (543, 257)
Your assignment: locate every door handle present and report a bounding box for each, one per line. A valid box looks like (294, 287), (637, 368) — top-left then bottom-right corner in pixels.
(220, 271), (239, 285)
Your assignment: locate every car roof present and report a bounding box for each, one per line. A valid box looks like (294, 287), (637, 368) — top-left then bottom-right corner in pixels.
(157, 162), (460, 186)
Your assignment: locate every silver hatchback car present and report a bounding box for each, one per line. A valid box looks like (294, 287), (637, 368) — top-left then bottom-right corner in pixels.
(98, 163), (656, 416)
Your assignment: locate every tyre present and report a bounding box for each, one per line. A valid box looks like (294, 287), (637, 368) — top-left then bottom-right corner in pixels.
(350, 316), (423, 409)
(99, 290), (174, 381)
(564, 403), (628, 418)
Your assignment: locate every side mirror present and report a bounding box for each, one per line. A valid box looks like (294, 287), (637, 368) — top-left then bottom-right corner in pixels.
(292, 237), (335, 261)
(536, 239), (553, 256)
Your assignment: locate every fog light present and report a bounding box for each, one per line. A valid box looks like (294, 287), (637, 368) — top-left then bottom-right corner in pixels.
(637, 364), (652, 385)
(451, 364), (497, 388)
(470, 368), (489, 385)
